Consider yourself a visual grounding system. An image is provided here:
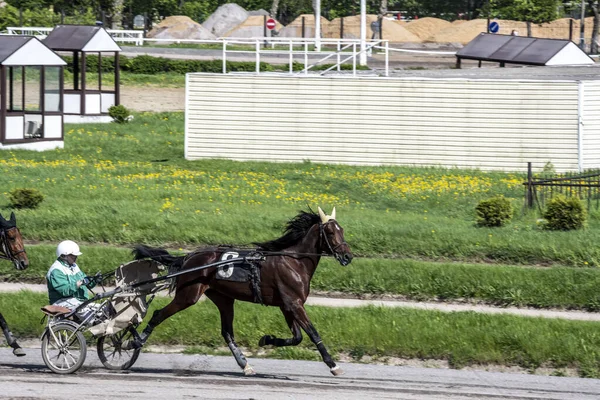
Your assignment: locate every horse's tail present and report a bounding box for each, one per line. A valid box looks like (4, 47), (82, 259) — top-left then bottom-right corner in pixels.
(132, 244), (185, 273)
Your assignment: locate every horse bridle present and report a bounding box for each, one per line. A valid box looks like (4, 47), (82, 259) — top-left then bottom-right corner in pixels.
(318, 222), (349, 263)
(0, 227), (25, 263)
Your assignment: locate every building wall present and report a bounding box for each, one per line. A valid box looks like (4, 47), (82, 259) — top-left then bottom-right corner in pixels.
(582, 81), (600, 171)
(185, 74), (584, 172)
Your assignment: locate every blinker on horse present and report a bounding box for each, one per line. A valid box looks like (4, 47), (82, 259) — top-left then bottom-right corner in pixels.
(0, 212), (29, 357)
(132, 206), (353, 376)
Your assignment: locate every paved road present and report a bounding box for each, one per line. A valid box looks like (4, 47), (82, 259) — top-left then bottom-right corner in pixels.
(2, 348), (600, 399)
(2, 282), (600, 322)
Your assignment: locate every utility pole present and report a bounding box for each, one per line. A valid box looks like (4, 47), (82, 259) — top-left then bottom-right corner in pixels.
(360, 0), (366, 65)
(314, 0), (321, 51)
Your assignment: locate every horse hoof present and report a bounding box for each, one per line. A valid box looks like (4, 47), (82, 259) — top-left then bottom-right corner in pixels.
(12, 347), (26, 357)
(243, 364), (256, 376)
(258, 335), (273, 347)
(330, 366), (344, 376)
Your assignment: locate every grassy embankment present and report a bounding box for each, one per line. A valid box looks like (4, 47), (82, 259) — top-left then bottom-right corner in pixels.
(2, 112), (600, 375)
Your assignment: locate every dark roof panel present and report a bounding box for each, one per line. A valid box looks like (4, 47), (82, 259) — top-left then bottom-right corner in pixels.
(512, 39), (568, 64)
(0, 36), (33, 63)
(491, 37), (536, 60)
(457, 34), (513, 59)
(43, 25), (100, 50)
(456, 33), (575, 66)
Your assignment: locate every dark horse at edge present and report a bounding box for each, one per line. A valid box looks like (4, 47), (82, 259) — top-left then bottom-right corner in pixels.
(131, 207), (353, 375)
(0, 212), (29, 357)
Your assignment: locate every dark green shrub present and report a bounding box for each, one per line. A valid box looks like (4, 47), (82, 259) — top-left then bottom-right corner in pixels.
(108, 105), (131, 124)
(475, 196), (513, 227)
(8, 188), (44, 209)
(542, 196), (587, 231)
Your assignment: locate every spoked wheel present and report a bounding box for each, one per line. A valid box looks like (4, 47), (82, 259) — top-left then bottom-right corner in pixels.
(97, 326), (141, 370)
(41, 322), (87, 374)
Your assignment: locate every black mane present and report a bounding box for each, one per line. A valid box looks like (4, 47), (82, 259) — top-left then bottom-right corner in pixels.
(254, 210), (321, 251)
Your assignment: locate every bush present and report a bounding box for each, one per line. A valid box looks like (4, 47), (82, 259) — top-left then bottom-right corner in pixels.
(8, 188), (44, 209)
(475, 196), (513, 227)
(542, 196), (587, 231)
(108, 105), (131, 124)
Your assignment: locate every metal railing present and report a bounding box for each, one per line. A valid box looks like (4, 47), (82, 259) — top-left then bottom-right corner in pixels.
(6, 27), (441, 76)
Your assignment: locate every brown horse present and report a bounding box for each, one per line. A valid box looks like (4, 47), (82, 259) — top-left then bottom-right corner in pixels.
(131, 207), (353, 376)
(0, 212), (29, 357)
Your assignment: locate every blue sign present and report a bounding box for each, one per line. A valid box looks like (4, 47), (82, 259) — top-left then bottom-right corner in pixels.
(489, 21), (499, 33)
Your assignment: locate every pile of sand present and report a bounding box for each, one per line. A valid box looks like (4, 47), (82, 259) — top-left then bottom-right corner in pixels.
(202, 3), (249, 37)
(403, 17), (452, 40)
(146, 16), (216, 41)
(327, 14), (378, 39)
(380, 19), (421, 42)
(425, 19), (526, 44)
(223, 15), (283, 37)
(424, 17), (592, 44)
(279, 14), (330, 38)
(532, 17), (594, 40)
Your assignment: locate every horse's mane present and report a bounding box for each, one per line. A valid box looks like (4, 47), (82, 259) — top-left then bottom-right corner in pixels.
(254, 210), (321, 251)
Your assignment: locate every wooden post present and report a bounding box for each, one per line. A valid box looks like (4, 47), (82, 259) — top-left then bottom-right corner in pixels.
(115, 52), (120, 106)
(527, 162), (534, 208)
(569, 18), (574, 42)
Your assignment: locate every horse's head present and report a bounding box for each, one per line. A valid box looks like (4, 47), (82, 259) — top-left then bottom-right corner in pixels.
(318, 207), (353, 266)
(0, 212), (29, 270)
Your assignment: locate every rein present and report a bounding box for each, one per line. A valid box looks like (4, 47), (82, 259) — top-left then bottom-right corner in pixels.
(197, 223), (347, 260)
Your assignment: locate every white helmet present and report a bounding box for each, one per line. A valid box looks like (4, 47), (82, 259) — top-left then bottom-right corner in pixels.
(56, 240), (82, 258)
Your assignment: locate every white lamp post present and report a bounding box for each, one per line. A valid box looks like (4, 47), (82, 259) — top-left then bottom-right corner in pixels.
(360, 0), (366, 65)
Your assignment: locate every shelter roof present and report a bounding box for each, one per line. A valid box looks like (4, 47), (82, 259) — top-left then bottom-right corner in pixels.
(456, 33), (593, 66)
(43, 25), (121, 52)
(0, 36), (66, 66)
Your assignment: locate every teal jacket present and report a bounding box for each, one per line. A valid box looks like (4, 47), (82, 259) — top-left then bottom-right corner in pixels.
(46, 259), (96, 304)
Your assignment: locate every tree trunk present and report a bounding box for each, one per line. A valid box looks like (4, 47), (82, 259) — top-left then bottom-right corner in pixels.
(527, 21), (532, 37)
(110, 0), (124, 29)
(378, 0), (387, 40)
(589, 1), (599, 54)
(270, 0), (280, 18)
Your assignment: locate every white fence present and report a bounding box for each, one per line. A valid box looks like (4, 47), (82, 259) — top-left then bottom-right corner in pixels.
(6, 27), (144, 45)
(185, 74), (599, 173)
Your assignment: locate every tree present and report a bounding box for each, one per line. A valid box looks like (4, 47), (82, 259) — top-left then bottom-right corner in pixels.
(590, 0), (599, 54)
(487, 0), (561, 24)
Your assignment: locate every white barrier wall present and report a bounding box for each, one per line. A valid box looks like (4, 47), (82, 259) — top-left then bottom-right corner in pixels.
(185, 74), (594, 172)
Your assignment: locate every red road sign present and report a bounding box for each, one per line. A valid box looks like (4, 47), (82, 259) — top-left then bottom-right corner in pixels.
(266, 18), (276, 30)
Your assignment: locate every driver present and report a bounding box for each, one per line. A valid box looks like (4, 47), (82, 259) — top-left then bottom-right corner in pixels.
(46, 240), (101, 323)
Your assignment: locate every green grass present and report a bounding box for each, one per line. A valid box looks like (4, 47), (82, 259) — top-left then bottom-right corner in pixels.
(3, 291), (600, 377)
(1, 111), (600, 267)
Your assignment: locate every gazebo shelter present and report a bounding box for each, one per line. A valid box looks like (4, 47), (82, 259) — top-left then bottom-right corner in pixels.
(43, 25), (121, 122)
(0, 36), (67, 151)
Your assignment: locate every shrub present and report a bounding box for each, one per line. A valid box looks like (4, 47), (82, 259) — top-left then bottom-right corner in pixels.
(8, 188), (44, 209)
(475, 196), (513, 227)
(108, 105), (131, 124)
(542, 196), (587, 231)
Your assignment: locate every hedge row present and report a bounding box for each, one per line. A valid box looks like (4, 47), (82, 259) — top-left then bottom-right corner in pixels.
(62, 54), (369, 75)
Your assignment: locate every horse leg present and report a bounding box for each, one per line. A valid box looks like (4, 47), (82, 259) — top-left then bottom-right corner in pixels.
(132, 283), (208, 348)
(289, 304), (342, 376)
(204, 289), (255, 376)
(258, 307), (303, 348)
(0, 312), (25, 357)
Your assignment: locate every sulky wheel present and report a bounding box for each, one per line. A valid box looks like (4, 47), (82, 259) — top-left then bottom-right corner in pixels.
(41, 322), (87, 374)
(97, 326), (141, 370)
